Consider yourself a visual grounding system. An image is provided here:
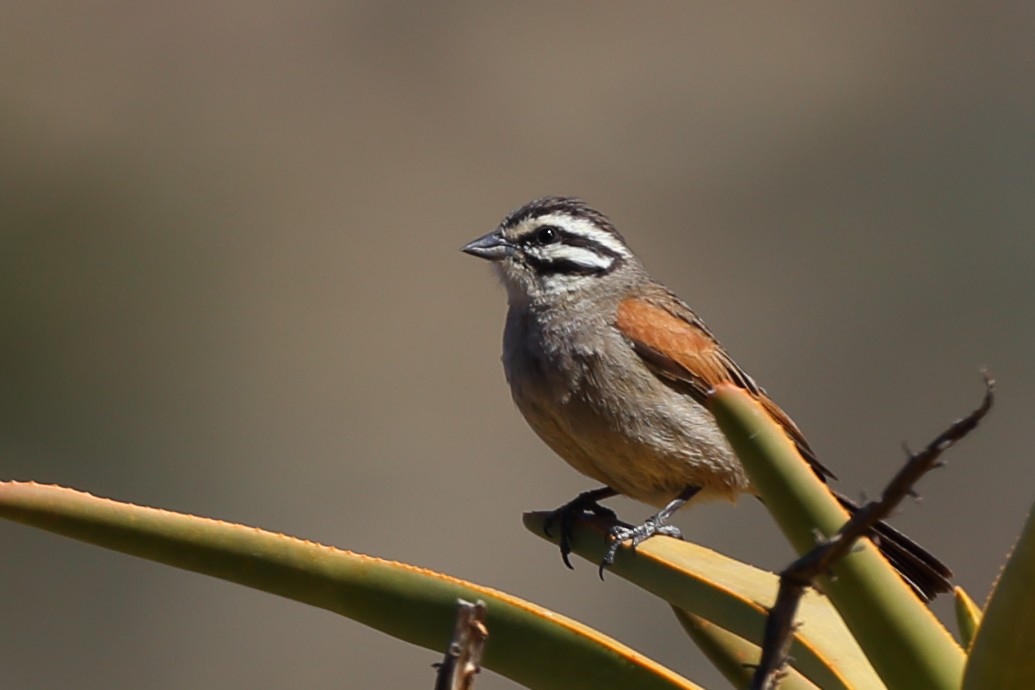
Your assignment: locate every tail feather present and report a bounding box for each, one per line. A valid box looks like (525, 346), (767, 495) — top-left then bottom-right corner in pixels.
(835, 493), (952, 602)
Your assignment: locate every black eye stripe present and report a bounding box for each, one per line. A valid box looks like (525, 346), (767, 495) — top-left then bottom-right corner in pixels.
(522, 225), (561, 247)
(499, 197), (629, 250)
(525, 254), (616, 276)
(522, 236), (626, 276)
(557, 232), (622, 258)
(517, 226), (623, 261)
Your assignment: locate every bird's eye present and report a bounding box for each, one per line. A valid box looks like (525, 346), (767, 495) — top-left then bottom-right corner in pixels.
(535, 226), (559, 245)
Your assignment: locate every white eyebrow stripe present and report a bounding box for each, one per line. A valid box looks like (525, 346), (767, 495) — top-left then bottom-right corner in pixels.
(535, 213), (632, 258)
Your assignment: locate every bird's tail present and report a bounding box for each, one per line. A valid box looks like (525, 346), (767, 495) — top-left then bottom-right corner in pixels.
(834, 492), (952, 602)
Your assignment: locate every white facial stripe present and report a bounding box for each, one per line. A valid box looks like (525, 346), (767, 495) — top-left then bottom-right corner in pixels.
(537, 244), (615, 271)
(534, 213), (632, 258)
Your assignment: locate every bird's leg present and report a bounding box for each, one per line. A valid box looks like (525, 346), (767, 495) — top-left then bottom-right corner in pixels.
(543, 486), (618, 569)
(601, 485), (701, 576)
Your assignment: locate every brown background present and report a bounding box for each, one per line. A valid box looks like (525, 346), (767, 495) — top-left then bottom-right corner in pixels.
(2, 4), (1033, 689)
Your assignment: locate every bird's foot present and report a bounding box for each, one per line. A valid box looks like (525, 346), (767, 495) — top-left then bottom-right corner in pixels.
(543, 487), (617, 569)
(600, 516), (683, 578)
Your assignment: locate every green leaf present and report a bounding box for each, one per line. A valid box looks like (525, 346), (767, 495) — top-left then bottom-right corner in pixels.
(963, 503), (1035, 689)
(671, 607), (821, 690)
(524, 511), (883, 690)
(707, 385), (964, 690)
(953, 586), (982, 650)
(0, 481), (701, 690)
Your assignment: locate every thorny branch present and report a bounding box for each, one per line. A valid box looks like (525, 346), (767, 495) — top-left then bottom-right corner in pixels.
(434, 599), (488, 690)
(750, 373), (995, 690)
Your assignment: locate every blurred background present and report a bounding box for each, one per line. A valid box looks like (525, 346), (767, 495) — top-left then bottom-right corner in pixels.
(1, 3), (1033, 688)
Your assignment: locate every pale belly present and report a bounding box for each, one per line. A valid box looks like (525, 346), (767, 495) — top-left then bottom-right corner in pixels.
(505, 343), (752, 507)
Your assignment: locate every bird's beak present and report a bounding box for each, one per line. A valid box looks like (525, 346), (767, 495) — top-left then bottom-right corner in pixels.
(461, 230), (512, 261)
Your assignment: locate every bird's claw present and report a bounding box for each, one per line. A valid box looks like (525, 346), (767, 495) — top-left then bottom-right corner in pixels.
(599, 518), (683, 578)
(543, 491), (618, 569)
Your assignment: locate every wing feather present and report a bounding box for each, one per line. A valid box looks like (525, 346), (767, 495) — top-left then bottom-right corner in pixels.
(615, 295), (837, 482)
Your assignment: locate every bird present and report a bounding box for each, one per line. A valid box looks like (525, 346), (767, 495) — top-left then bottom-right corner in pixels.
(461, 195), (952, 601)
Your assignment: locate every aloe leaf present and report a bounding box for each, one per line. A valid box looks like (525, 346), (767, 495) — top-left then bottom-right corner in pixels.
(962, 504), (1035, 689)
(524, 512), (883, 690)
(0, 481), (701, 690)
(953, 586), (982, 650)
(671, 607), (821, 690)
(707, 384), (964, 690)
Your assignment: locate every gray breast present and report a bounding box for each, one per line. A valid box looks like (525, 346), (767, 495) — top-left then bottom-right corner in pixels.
(501, 303), (750, 506)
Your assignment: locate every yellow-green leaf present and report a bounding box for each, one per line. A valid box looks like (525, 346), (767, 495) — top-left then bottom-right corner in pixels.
(707, 385), (964, 690)
(524, 511), (883, 690)
(672, 607), (821, 690)
(963, 503), (1035, 689)
(0, 481), (700, 690)
(953, 586), (982, 650)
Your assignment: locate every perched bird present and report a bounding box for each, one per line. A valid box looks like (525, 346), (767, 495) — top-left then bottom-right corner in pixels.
(462, 196), (951, 600)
